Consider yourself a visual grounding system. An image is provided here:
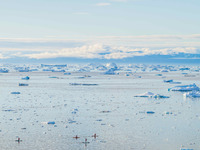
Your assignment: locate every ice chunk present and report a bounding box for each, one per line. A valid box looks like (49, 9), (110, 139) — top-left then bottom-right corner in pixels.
(183, 91), (200, 98)
(19, 83), (29, 86)
(64, 72), (71, 75)
(134, 92), (155, 97)
(47, 121), (55, 125)
(163, 79), (173, 83)
(104, 68), (115, 75)
(146, 111), (155, 114)
(11, 92), (20, 94)
(168, 83), (200, 91)
(21, 76), (30, 80)
(41, 121), (55, 125)
(152, 94), (169, 99)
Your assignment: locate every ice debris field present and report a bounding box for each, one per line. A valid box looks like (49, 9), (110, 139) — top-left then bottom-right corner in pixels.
(0, 63), (200, 150)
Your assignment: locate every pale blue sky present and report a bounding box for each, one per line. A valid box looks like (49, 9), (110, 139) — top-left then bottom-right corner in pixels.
(0, 0), (200, 60)
(0, 0), (200, 38)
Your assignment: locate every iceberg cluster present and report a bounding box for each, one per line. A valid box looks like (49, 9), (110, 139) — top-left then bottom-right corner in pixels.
(134, 92), (169, 99)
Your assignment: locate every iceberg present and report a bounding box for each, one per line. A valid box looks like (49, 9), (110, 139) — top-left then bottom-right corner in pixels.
(134, 92), (155, 97)
(183, 91), (200, 98)
(134, 92), (169, 98)
(11, 92), (20, 94)
(168, 83), (200, 91)
(152, 94), (169, 99)
(19, 83), (29, 86)
(163, 79), (173, 83)
(104, 68), (116, 75)
(21, 76), (30, 80)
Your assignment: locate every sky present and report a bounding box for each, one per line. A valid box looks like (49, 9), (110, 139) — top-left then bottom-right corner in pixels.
(0, 0), (200, 61)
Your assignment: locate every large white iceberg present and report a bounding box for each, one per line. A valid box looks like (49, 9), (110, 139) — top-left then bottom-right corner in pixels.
(168, 83), (200, 91)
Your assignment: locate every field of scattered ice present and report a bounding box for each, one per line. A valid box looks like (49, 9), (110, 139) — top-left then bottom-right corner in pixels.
(0, 63), (200, 150)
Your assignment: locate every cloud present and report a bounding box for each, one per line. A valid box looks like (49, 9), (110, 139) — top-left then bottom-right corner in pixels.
(96, 3), (111, 6)
(0, 34), (200, 60)
(0, 53), (9, 59)
(16, 44), (199, 59)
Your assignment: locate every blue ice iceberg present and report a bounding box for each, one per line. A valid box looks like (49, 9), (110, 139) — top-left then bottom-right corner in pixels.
(183, 91), (200, 98)
(21, 76), (30, 80)
(168, 83), (200, 91)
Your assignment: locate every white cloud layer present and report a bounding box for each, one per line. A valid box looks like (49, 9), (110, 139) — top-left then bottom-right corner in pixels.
(18, 44), (199, 59)
(96, 3), (111, 6)
(0, 34), (200, 59)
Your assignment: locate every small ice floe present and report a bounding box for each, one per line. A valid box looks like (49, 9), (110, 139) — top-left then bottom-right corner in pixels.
(163, 111), (173, 115)
(41, 121), (55, 125)
(69, 83), (98, 86)
(19, 83), (28, 86)
(71, 108), (78, 114)
(21, 76), (30, 80)
(152, 94), (169, 99)
(168, 83), (200, 91)
(100, 111), (111, 113)
(183, 91), (200, 98)
(69, 83), (82, 86)
(2, 109), (15, 112)
(68, 119), (76, 124)
(96, 119), (103, 121)
(134, 92), (155, 97)
(169, 81), (182, 84)
(163, 79), (173, 83)
(146, 111), (155, 114)
(64, 72), (71, 75)
(11, 92), (20, 94)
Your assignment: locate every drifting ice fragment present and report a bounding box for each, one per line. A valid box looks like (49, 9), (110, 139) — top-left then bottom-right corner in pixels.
(153, 94), (169, 99)
(11, 92), (20, 94)
(19, 83), (28, 86)
(183, 91), (200, 98)
(134, 92), (155, 97)
(41, 121), (55, 125)
(135, 92), (169, 98)
(163, 79), (173, 83)
(104, 68), (115, 75)
(21, 76), (30, 80)
(168, 83), (200, 91)
(146, 111), (155, 114)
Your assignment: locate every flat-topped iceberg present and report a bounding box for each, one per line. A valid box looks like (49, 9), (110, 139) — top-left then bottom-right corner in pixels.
(168, 83), (200, 91)
(183, 91), (200, 98)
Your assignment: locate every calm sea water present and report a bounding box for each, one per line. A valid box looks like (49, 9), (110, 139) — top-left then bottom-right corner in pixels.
(0, 71), (200, 150)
